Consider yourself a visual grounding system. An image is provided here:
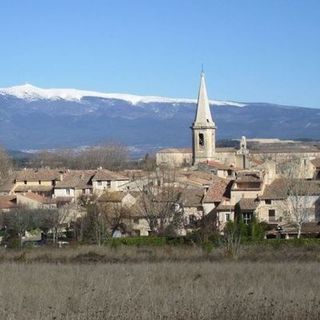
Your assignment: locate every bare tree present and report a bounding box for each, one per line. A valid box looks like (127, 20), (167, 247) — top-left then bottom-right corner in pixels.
(77, 197), (110, 245)
(78, 143), (128, 170)
(97, 192), (133, 236)
(0, 147), (12, 185)
(31, 149), (73, 169)
(29, 143), (129, 170)
(278, 158), (320, 238)
(46, 205), (78, 244)
(140, 153), (156, 171)
(0, 206), (33, 248)
(223, 220), (242, 258)
(277, 157), (302, 178)
(282, 178), (318, 238)
(136, 168), (185, 236)
(0, 207), (60, 247)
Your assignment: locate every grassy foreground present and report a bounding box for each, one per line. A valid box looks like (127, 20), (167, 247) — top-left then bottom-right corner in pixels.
(0, 261), (320, 320)
(0, 244), (320, 319)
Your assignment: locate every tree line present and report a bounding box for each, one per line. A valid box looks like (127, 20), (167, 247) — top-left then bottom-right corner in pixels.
(0, 144), (156, 178)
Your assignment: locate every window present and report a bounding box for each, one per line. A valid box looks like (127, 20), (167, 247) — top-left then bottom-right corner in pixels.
(189, 215), (197, 224)
(106, 180), (111, 188)
(226, 213), (230, 221)
(133, 218), (139, 224)
(268, 209), (276, 222)
(24, 180), (27, 185)
(38, 180), (42, 185)
(242, 212), (252, 225)
(97, 181), (102, 186)
(66, 188), (71, 195)
(265, 199), (272, 205)
(199, 133), (204, 147)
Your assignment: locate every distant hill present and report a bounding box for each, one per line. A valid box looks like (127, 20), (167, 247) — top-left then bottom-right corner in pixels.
(0, 84), (319, 154)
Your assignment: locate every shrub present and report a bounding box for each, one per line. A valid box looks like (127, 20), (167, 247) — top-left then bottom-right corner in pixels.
(202, 241), (214, 254)
(106, 236), (167, 247)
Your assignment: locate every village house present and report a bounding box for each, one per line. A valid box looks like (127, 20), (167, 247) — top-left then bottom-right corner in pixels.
(97, 190), (151, 236)
(54, 170), (96, 202)
(202, 177), (234, 229)
(198, 160), (237, 179)
(180, 188), (204, 227)
(16, 192), (57, 210)
(91, 169), (130, 194)
(257, 178), (320, 224)
(12, 168), (63, 197)
(98, 191), (137, 208)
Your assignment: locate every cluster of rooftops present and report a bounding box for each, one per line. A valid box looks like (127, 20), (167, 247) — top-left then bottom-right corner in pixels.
(0, 155), (319, 237)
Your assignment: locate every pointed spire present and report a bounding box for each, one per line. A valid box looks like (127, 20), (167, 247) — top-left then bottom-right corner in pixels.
(193, 72), (214, 126)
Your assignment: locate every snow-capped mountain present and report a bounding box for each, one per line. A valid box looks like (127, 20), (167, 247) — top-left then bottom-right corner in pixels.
(0, 84), (245, 106)
(0, 84), (319, 152)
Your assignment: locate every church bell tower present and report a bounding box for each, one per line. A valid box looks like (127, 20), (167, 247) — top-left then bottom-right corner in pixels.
(192, 72), (216, 165)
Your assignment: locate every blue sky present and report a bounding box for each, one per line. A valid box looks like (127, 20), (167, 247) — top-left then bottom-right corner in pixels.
(0, 0), (319, 107)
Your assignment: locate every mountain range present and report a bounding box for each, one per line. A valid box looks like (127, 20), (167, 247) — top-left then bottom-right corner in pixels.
(0, 84), (319, 154)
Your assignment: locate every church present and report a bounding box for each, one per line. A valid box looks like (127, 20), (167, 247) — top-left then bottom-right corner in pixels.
(156, 72), (320, 173)
(156, 72), (252, 169)
(155, 72), (320, 235)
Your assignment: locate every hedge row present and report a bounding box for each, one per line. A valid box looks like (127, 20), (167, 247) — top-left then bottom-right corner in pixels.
(105, 236), (320, 248)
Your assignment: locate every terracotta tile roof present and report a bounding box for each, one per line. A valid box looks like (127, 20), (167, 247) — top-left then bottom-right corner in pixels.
(92, 169), (129, 181)
(261, 179), (288, 200)
(180, 188), (204, 207)
(200, 160), (235, 171)
(15, 169), (62, 182)
(215, 203), (234, 211)
(311, 158), (320, 168)
(203, 179), (233, 203)
(19, 192), (54, 204)
(14, 185), (54, 193)
(157, 148), (192, 154)
(177, 171), (215, 187)
(182, 170), (214, 180)
(261, 178), (320, 200)
(186, 176), (212, 186)
(236, 171), (262, 182)
(238, 198), (259, 211)
(0, 195), (17, 209)
(55, 170), (95, 189)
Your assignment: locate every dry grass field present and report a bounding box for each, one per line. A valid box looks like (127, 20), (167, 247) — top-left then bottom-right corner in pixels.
(0, 261), (320, 320)
(0, 245), (320, 319)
